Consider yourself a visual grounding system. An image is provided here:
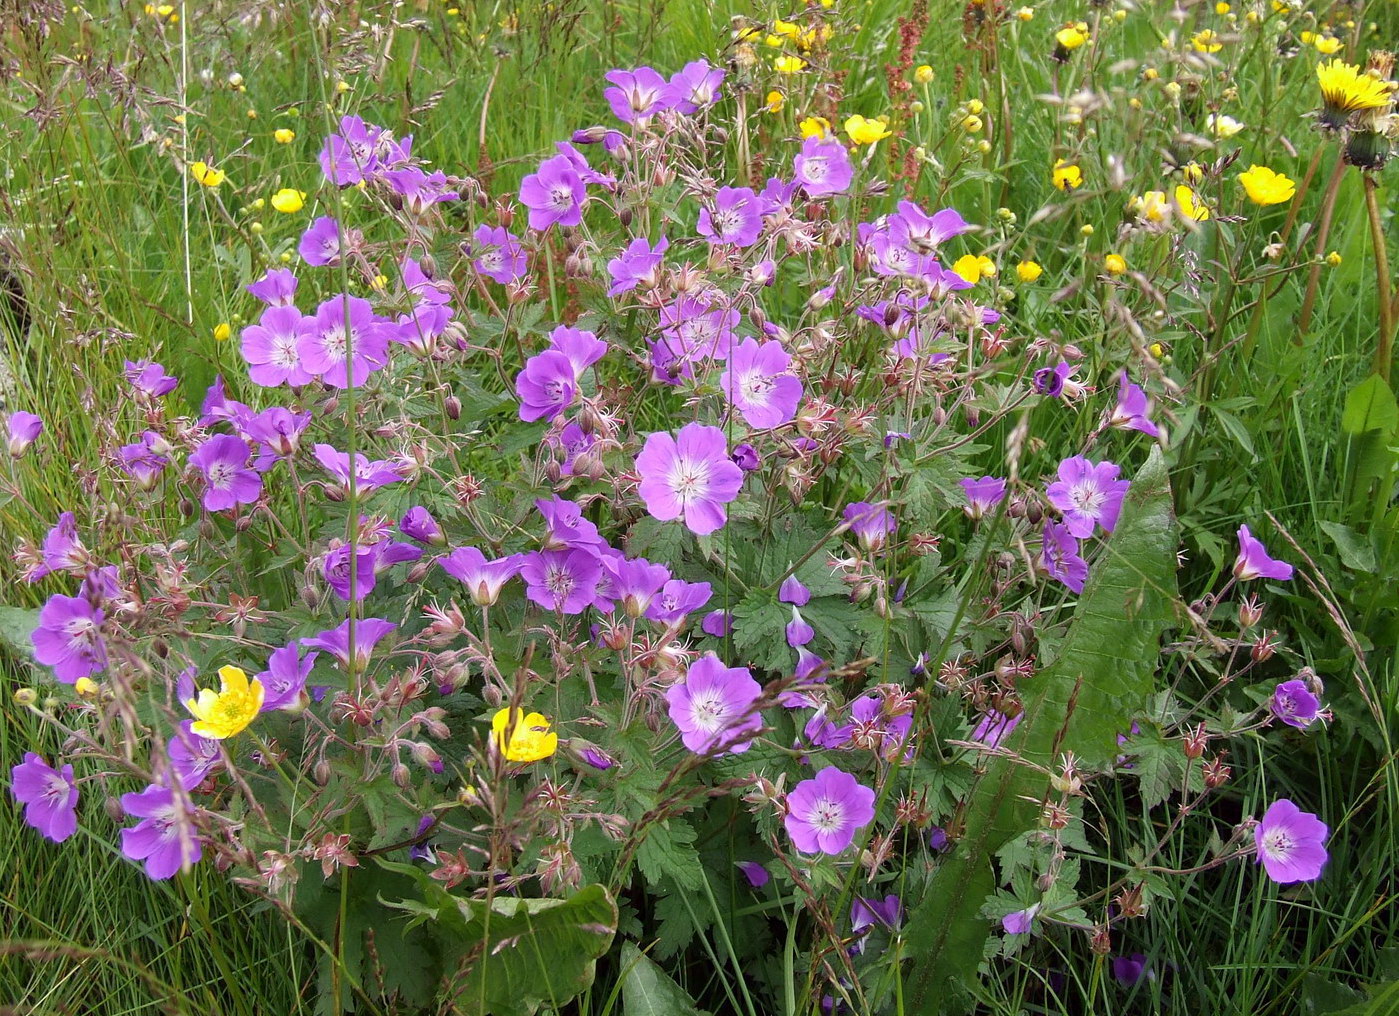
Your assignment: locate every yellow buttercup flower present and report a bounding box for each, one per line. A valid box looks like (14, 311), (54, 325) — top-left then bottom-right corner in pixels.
(270, 188), (306, 214)
(1313, 35), (1342, 55)
(1206, 113), (1244, 137)
(952, 254), (997, 284)
(190, 161), (226, 188)
(844, 114), (891, 145)
(74, 677), (100, 698)
(961, 114), (984, 133)
(765, 90), (786, 113)
(1192, 30), (1223, 53)
(491, 708), (559, 763)
(773, 55), (807, 74)
(274, 128), (296, 144)
(1016, 260), (1043, 283)
(1238, 165), (1295, 205)
(1174, 184), (1212, 221)
(1129, 190), (1171, 223)
(1055, 23), (1089, 51)
(1326, 250), (1342, 267)
(1181, 161), (1205, 185)
(185, 665), (264, 740)
(799, 115), (831, 139)
(1315, 59), (1394, 130)
(1052, 159), (1083, 191)
(1104, 253), (1127, 274)
(1016, 6), (1034, 21)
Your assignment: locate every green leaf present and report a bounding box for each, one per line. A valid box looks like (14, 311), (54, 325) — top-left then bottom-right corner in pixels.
(1320, 521), (1378, 573)
(0, 605), (38, 657)
(619, 941), (708, 1016)
(903, 447), (1178, 1014)
(731, 590), (793, 674)
(635, 820), (702, 892)
(1341, 374), (1399, 437)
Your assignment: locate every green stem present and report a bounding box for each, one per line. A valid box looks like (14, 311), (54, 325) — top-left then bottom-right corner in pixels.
(1364, 174), (1393, 382)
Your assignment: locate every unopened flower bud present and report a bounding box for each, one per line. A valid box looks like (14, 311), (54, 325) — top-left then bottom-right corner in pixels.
(407, 560), (431, 584)
(13, 687), (37, 707)
(315, 760), (332, 784)
(444, 395), (462, 419)
(105, 796), (125, 822)
(300, 584), (319, 610)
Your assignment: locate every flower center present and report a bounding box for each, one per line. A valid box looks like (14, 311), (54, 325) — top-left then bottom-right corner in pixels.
(273, 337), (300, 368)
(1070, 482), (1105, 515)
(549, 185), (574, 210)
(809, 796), (845, 833)
(739, 370), (773, 405)
(689, 689), (727, 732)
(320, 325), (349, 363)
(207, 462), (234, 489)
(670, 457), (711, 504)
(545, 565), (575, 599)
(43, 772), (70, 804)
(1262, 828), (1294, 859)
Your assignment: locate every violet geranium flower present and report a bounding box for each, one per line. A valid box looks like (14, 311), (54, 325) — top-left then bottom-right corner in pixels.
(519, 549), (604, 615)
(663, 59), (725, 114)
(515, 350), (579, 423)
(257, 642), (318, 712)
(120, 784), (202, 880)
(1233, 525), (1293, 581)
(189, 434), (262, 512)
(1002, 903), (1040, 935)
(439, 547), (525, 606)
(783, 765), (877, 855)
(665, 653), (763, 755)
(959, 476), (1007, 519)
(118, 434), (170, 490)
(312, 443), (404, 495)
(246, 266), (298, 307)
(607, 235), (668, 296)
(635, 422), (745, 535)
(1045, 456), (1129, 538)
(29, 511), (87, 580)
(399, 506), (445, 547)
(645, 578), (713, 625)
(298, 216), (347, 267)
(124, 360), (179, 397)
(1041, 520), (1089, 593)
(720, 338), (803, 428)
(793, 135), (854, 197)
(241, 305), (314, 387)
(842, 502), (897, 552)
(472, 225), (528, 285)
(1108, 373), (1160, 437)
(297, 295), (390, 390)
(697, 186), (765, 247)
(1270, 679), (1321, 729)
(301, 617), (397, 672)
(167, 720), (223, 789)
(519, 154), (586, 232)
(602, 67), (670, 123)
(6, 410), (42, 457)
(32, 594), (107, 684)
(10, 752), (79, 842)
(972, 709), (1023, 748)
(1254, 798), (1328, 884)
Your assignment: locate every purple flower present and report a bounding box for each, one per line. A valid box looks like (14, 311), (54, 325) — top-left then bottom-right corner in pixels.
(243, 407), (312, 457)
(736, 861), (770, 888)
(842, 502), (896, 552)
(189, 434), (262, 511)
(297, 295), (390, 389)
(515, 350), (578, 423)
(7, 411), (42, 457)
(519, 154), (586, 232)
(851, 895), (902, 936)
(607, 235), (668, 296)
(786, 606), (815, 648)
(257, 642), (318, 711)
(168, 720), (222, 789)
(721, 338), (803, 428)
(124, 360), (178, 397)
(779, 573), (811, 606)
(972, 709), (1022, 748)
(30, 512), (87, 580)
(10, 752), (78, 842)
(702, 609), (733, 637)
(473, 225), (528, 285)
(1234, 525), (1293, 581)
(664, 59), (725, 114)
(246, 266), (298, 307)
(1255, 798), (1328, 884)
(732, 444), (760, 472)
(302, 617), (397, 671)
(1271, 679), (1321, 729)
(241, 305), (312, 387)
(793, 135), (854, 198)
(323, 543), (380, 601)
(1001, 903), (1040, 935)
(888, 202), (972, 251)
(298, 216), (347, 267)
(1109, 373), (1160, 437)
(1111, 954), (1151, 987)
(804, 706), (853, 749)
(551, 423), (597, 476)
(312, 443), (404, 495)
(635, 422), (745, 535)
(603, 67), (670, 123)
(601, 555), (671, 618)
(697, 187), (764, 247)
(665, 654), (763, 754)
(1033, 360), (1074, 398)
(400, 506), (445, 547)
(784, 766), (876, 855)
(439, 547), (525, 606)
(383, 166), (458, 215)
(645, 579), (713, 625)
(850, 694), (913, 759)
(119, 433), (170, 490)
(319, 115), (383, 186)
(520, 549), (603, 614)
(536, 495), (608, 551)
(1045, 456), (1130, 538)
(928, 827), (950, 851)
(120, 784), (201, 880)
(959, 476), (1007, 519)
(1041, 520), (1089, 593)
(548, 326), (608, 376)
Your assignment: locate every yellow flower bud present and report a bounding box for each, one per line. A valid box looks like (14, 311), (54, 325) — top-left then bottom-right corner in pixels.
(1105, 253), (1127, 274)
(962, 114), (983, 133)
(966, 98), (984, 115)
(75, 677), (100, 698)
(14, 687), (37, 707)
(1326, 250), (1342, 267)
(914, 65), (934, 84)
(1016, 260), (1044, 282)
(274, 128), (296, 144)
(213, 322), (231, 342)
(1080, 223), (1095, 237)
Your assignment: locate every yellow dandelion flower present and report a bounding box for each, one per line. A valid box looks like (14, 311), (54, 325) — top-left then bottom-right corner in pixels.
(1315, 59), (1394, 130)
(185, 665), (264, 740)
(1215, 2), (1230, 12)
(1174, 184), (1212, 221)
(1016, 260), (1043, 282)
(1104, 253), (1127, 274)
(271, 188), (306, 214)
(1238, 165), (1295, 205)
(190, 161), (226, 188)
(844, 114), (891, 145)
(492, 708), (559, 763)
(1052, 159), (1083, 190)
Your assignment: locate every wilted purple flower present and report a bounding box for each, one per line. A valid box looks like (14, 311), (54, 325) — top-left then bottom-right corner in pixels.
(1109, 373), (1160, 437)
(168, 720), (222, 789)
(515, 350), (578, 423)
(702, 609), (733, 637)
(888, 201), (972, 251)
(960, 476), (1007, 519)
(1255, 799), (1328, 883)
(298, 216), (346, 267)
(120, 784), (201, 880)
(1234, 525), (1293, 581)
(400, 506), (445, 546)
(302, 617), (397, 671)
(10, 752), (78, 842)
(842, 502), (896, 552)
(473, 225), (529, 285)
(312, 443), (404, 495)
(793, 135), (854, 197)
(255, 642), (318, 712)
(779, 573), (811, 606)
(298, 295), (390, 389)
(972, 709), (1023, 748)
(240, 306), (311, 387)
(243, 407), (312, 457)
(124, 360), (178, 397)
(804, 705), (853, 749)
(851, 895), (902, 936)
(786, 606), (815, 648)
(520, 548), (603, 614)
(548, 326), (607, 376)
(664, 59), (725, 113)
(731, 444), (760, 472)
(519, 154), (586, 231)
(7, 411), (42, 457)
(721, 338), (803, 428)
(439, 547), (524, 606)
(697, 186), (764, 247)
(246, 266), (298, 307)
(607, 235), (668, 296)
(1046, 456), (1130, 538)
(536, 495), (608, 551)
(603, 67), (670, 123)
(666, 654), (763, 754)
(636, 423), (745, 535)
(784, 766), (876, 855)
(1270, 679), (1321, 729)
(1041, 520), (1088, 593)
(1002, 903), (1040, 935)
(117, 433), (169, 490)
(736, 861), (770, 888)
(319, 115), (383, 186)
(1111, 954), (1151, 987)
(383, 166), (458, 215)
(188, 434), (261, 511)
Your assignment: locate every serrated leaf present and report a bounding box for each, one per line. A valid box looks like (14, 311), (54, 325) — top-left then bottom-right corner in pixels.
(635, 821), (702, 891)
(730, 590), (793, 673)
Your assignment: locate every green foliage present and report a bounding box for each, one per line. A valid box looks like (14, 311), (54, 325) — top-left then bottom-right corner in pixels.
(617, 942), (709, 1016)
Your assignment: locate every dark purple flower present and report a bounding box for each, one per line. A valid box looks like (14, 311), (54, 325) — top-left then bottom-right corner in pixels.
(736, 861), (770, 888)
(243, 407), (312, 457)
(520, 549), (603, 614)
(721, 338), (802, 428)
(439, 547), (525, 606)
(972, 709), (1022, 748)
(408, 815), (437, 863)
(842, 502), (896, 552)
(1270, 679), (1321, 729)
(701, 609), (733, 637)
(120, 784), (201, 880)
(7, 411), (42, 457)
(1255, 799), (1328, 883)
(1111, 954), (1151, 987)
(579, 746), (616, 771)
(793, 135), (854, 197)
(302, 617), (397, 672)
(1234, 525), (1293, 581)
(515, 350), (578, 423)
(168, 720), (222, 789)
(312, 443), (404, 495)
(252, 641), (315, 712)
(784, 766), (876, 854)
(1033, 360), (1082, 399)
(804, 706), (853, 749)
(473, 225), (529, 285)
(607, 235), (668, 296)
(297, 295), (390, 389)
(732, 443), (760, 471)
(666, 654), (763, 754)
(323, 543), (380, 601)
(959, 476), (1007, 519)
(519, 154), (586, 231)
(189, 434), (261, 511)
(645, 579), (713, 625)
(779, 573), (811, 606)
(80, 565), (121, 606)
(601, 554), (671, 618)
(664, 59), (725, 114)
(1041, 520), (1088, 593)
(124, 360), (179, 397)
(1045, 456), (1130, 537)
(1109, 373), (1160, 437)
(246, 266), (298, 307)
(10, 752), (78, 842)
(298, 216), (347, 267)
(928, 827), (950, 851)
(400, 506), (445, 547)
(697, 186), (764, 247)
(851, 894), (902, 936)
(636, 423), (745, 535)
(553, 423), (597, 476)
(554, 141), (616, 190)
(603, 67), (670, 123)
